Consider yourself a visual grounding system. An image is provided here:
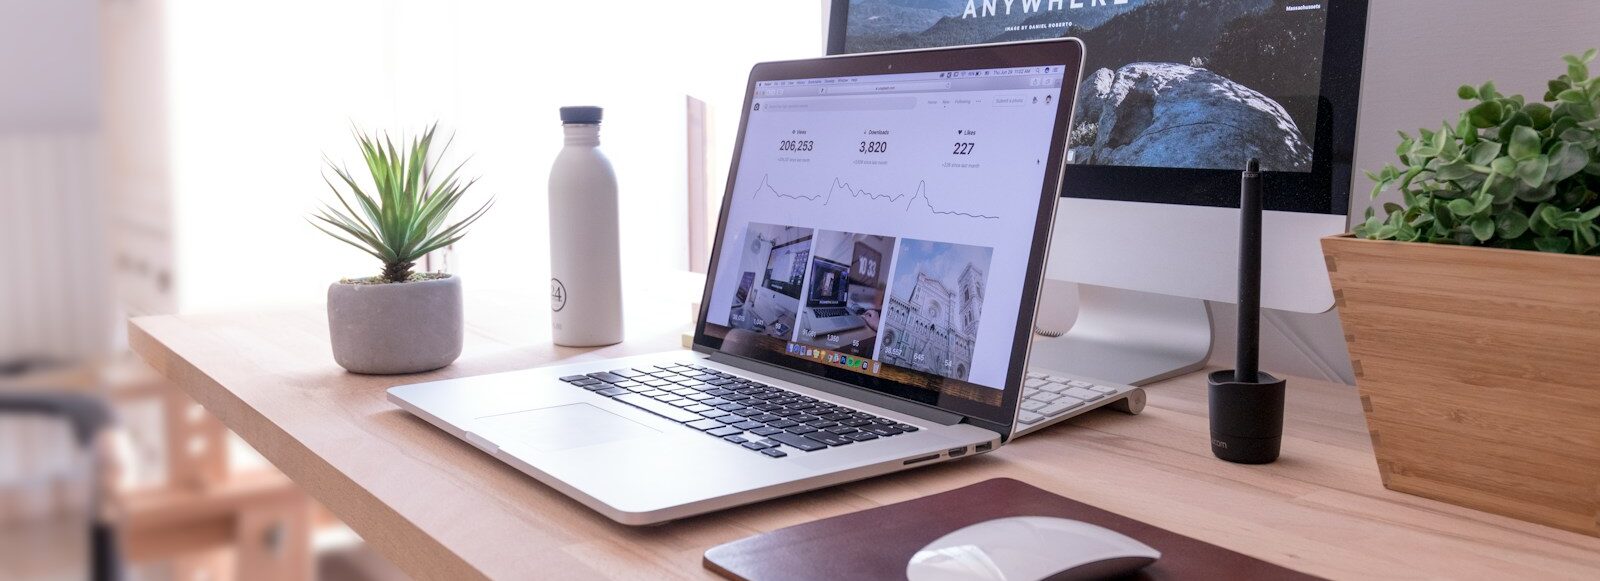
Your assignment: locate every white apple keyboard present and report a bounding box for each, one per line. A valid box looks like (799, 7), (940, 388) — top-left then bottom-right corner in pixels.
(1012, 370), (1145, 436)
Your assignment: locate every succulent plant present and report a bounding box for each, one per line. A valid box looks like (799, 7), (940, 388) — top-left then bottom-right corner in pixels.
(311, 124), (492, 283)
(1356, 50), (1600, 254)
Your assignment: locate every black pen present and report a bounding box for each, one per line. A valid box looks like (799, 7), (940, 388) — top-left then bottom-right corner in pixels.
(1236, 158), (1261, 384)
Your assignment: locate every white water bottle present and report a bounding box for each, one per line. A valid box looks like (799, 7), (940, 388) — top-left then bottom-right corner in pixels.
(548, 106), (624, 346)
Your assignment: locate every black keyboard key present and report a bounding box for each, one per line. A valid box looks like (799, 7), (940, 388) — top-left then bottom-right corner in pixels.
(786, 425), (818, 435)
(687, 418), (725, 431)
(818, 412), (851, 421)
(707, 426), (742, 437)
(701, 398), (730, 406)
(753, 403), (783, 412)
(612, 394), (703, 422)
(559, 375), (588, 382)
(751, 426), (783, 436)
(596, 387), (629, 397)
(586, 372), (629, 383)
(723, 435), (748, 444)
(734, 420), (765, 430)
(791, 414), (820, 423)
(898, 424), (920, 432)
(741, 441), (775, 451)
(708, 378), (735, 386)
(787, 402), (816, 410)
(748, 414), (782, 423)
(761, 448), (788, 458)
(826, 426), (859, 435)
(804, 432), (852, 447)
(769, 432), (827, 452)
(570, 378), (601, 387)
(724, 394), (754, 402)
(806, 420), (838, 428)
(844, 432), (879, 442)
(767, 419), (799, 429)
(717, 415), (745, 425)
(716, 403), (747, 412)
(865, 425), (903, 436)
(841, 419), (871, 427)
(705, 388), (733, 396)
(771, 409), (801, 417)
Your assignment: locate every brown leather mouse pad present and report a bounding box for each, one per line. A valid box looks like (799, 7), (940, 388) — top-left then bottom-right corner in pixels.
(704, 478), (1321, 580)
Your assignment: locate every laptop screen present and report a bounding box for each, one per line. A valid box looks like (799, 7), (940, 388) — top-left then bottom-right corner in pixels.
(697, 43), (1079, 426)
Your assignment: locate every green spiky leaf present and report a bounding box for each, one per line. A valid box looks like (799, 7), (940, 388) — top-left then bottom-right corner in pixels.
(310, 123), (494, 283)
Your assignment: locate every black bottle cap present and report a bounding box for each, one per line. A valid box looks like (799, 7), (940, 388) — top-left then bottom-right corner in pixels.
(559, 106), (603, 124)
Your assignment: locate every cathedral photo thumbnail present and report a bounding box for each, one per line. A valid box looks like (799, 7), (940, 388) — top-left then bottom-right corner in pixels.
(878, 239), (993, 382)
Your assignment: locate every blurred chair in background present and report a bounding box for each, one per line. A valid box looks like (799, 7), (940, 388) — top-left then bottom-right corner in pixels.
(0, 390), (120, 581)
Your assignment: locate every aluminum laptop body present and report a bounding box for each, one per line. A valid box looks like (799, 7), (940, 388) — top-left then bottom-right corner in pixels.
(389, 39), (1085, 525)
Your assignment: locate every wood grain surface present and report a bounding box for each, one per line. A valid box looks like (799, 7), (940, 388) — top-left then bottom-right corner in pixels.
(1324, 235), (1600, 537)
(129, 292), (1600, 580)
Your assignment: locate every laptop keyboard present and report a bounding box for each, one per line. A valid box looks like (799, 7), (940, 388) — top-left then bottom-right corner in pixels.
(810, 307), (851, 318)
(1017, 371), (1124, 425)
(560, 363), (918, 458)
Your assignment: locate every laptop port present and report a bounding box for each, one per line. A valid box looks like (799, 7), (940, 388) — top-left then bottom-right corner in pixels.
(903, 453), (941, 466)
(975, 442), (993, 453)
(947, 446), (968, 458)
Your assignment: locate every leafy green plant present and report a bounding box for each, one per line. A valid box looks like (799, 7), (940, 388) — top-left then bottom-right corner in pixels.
(311, 124), (493, 283)
(1356, 50), (1600, 254)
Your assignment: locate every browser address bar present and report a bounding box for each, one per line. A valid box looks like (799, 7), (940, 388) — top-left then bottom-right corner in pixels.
(819, 80), (953, 95)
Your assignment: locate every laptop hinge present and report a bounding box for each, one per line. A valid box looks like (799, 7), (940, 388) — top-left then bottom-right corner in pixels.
(706, 351), (966, 426)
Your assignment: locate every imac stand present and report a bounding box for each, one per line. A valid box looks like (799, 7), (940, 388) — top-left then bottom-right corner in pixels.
(1029, 283), (1213, 386)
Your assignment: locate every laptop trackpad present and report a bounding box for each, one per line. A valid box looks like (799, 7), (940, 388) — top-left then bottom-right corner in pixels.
(474, 403), (660, 452)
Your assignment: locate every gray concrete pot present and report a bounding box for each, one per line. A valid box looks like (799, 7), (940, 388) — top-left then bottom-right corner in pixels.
(327, 275), (463, 375)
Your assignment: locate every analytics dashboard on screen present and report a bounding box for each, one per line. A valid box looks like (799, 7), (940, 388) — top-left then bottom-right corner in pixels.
(703, 66), (1067, 402)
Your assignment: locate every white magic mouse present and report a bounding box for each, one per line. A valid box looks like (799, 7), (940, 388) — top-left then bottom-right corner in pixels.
(907, 516), (1161, 581)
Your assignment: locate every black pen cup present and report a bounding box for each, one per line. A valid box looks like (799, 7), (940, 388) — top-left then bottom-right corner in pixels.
(1208, 370), (1285, 464)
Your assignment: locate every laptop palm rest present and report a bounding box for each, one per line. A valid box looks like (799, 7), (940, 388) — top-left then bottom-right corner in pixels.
(475, 403), (660, 452)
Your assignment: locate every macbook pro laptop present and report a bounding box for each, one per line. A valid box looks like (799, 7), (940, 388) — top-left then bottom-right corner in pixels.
(390, 38), (1088, 525)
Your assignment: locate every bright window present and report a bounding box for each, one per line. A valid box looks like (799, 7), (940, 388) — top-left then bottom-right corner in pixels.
(164, 1), (822, 311)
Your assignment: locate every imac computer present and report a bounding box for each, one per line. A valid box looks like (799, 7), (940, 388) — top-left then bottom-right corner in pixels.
(826, 0), (1369, 385)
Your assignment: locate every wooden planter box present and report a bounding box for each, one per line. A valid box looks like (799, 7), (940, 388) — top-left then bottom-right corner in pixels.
(1322, 235), (1600, 537)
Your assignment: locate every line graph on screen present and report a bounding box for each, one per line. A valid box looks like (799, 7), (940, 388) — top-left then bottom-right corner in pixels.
(749, 174), (1000, 220)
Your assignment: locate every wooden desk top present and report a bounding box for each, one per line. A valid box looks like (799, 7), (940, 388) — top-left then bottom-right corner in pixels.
(129, 294), (1600, 580)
